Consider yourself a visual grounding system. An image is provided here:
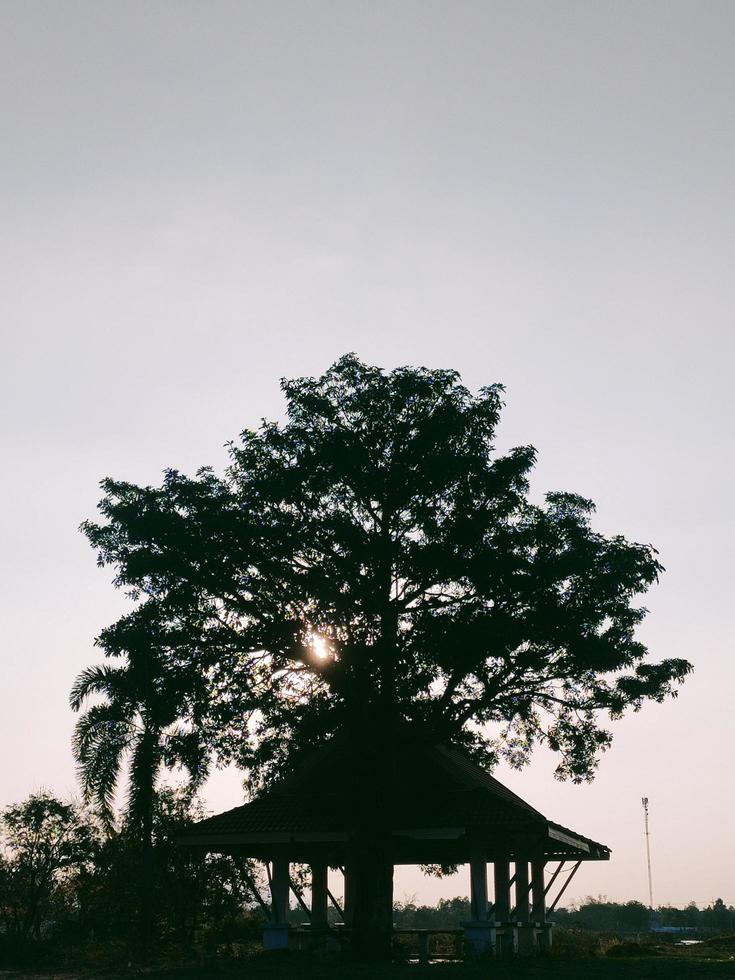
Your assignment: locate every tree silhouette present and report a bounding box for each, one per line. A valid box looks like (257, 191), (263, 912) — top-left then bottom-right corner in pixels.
(82, 355), (691, 957)
(70, 601), (209, 953)
(0, 794), (99, 941)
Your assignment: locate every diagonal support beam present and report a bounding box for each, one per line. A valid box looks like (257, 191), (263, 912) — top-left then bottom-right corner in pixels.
(233, 857), (271, 917)
(289, 875), (311, 919)
(510, 871), (533, 919)
(327, 888), (344, 919)
(544, 861), (566, 897)
(330, 867), (346, 919)
(547, 860), (582, 914)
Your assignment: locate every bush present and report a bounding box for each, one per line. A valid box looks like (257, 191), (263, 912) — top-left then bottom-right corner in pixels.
(552, 927), (601, 958)
(606, 940), (662, 957)
(704, 933), (735, 950)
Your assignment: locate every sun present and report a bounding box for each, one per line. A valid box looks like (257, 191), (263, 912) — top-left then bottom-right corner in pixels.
(310, 633), (329, 660)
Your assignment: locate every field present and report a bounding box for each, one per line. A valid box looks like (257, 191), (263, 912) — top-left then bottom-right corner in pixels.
(2, 944), (735, 980)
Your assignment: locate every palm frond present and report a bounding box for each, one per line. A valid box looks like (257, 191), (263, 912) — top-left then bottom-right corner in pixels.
(69, 663), (127, 712)
(72, 703), (132, 825)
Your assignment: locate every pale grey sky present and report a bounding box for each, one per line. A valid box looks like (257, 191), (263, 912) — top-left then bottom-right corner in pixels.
(1, 1), (733, 909)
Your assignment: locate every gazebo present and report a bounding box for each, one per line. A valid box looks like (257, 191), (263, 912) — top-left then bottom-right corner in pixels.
(179, 738), (609, 956)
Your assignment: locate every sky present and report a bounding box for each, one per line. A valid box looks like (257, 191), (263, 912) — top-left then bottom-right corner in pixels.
(1, 1), (734, 910)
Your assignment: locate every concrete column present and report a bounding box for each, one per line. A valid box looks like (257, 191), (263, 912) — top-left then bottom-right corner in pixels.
(463, 838), (495, 954)
(263, 858), (290, 950)
(494, 858), (513, 953)
(263, 858), (290, 949)
(343, 862), (355, 926)
(469, 840), (488, 921)
(515, 861), (535, 956)
(531, 859), (546, 923)
(531, 859), (552, 952)
(515, 861), (530, 920)
(493, 859), (511, 921)
(271, 859), (290, 922)
(308, 860), (329, 951)
(311, 861), (329, 927)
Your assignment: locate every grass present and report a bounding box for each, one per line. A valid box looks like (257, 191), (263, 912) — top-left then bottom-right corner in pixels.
(2, 945), (735, 980)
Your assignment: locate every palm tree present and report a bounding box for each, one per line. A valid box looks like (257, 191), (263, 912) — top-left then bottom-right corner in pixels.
(70, 602), (209, 954)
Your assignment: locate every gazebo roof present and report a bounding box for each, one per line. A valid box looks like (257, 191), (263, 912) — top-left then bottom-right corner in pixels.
(180, 738), (610, 865)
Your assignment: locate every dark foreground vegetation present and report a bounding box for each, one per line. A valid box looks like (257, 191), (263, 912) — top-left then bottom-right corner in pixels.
(2, 937), (735, 980)
(0, 789), (265, 970)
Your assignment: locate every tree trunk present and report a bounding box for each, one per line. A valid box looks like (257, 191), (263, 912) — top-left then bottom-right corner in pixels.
(351, 830), (394, 959)
(139, 798), (154, 958)
(348, 684), (397, 959)
(135, 728), (156, 960)
(349, 519), (399, 960)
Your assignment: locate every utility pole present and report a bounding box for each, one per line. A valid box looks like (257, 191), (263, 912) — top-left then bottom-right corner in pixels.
(642, 797), (654, 911)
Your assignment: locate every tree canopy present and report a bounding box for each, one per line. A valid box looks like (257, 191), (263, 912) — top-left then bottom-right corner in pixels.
(0, 789), (266, 960)
(81, 355), (691, 786)
(0, 794), (100, 941)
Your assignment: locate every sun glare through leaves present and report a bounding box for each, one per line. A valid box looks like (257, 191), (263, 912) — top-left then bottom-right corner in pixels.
(308, 632), (330, 661)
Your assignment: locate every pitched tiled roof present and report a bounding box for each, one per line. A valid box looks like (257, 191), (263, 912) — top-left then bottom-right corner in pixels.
(180, 738), (610, 860)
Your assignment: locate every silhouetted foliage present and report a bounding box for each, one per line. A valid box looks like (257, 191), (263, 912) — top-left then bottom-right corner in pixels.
(70, 601), (212, 952)
(555, 896), (735, 934)
(656, 898), (735, 932)
(0, 794), (100, 948)
(83, 787), (265, 949)
(80, 355), (691, 956)
(393, 896), (470, 930)
(554, 898), (651, 933)
(0, 789), (265, 967)
(70, 603), (211, 825)
(2, 794), (733, 975)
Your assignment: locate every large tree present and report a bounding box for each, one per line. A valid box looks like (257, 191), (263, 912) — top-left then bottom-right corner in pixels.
(81, 355), (690, 957)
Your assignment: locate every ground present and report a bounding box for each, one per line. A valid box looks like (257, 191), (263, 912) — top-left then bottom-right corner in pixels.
(2, 947), (735, 980)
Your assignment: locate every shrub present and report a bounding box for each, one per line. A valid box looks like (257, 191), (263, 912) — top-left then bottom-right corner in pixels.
(704, 933), (735, 950)
(606, 940), (662, 957)
(552, 927), (601, 958)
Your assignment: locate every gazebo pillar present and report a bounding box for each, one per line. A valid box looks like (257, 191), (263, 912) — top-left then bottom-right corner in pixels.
(311, 860), (329, 925)
(310, 860), (329, 949)
(531, 858), (551, 952)
(515, 861), (535, 956)
(493, 857), (514, 954)
(343, 862), (355, 926)
(263, 857), (290, 950)
(463, 837), (495, 954)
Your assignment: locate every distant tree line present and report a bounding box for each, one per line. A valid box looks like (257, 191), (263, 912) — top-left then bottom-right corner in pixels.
(392, 895), (735, 935)
(550, 896), (734, 934)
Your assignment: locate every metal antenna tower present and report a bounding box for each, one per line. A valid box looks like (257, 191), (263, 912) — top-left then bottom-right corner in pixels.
(642, 797), (653, 910)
